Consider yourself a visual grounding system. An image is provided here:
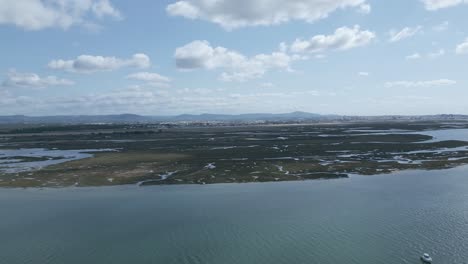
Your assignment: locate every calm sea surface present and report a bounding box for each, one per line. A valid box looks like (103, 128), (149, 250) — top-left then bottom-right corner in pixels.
(1, 165), (468, 264)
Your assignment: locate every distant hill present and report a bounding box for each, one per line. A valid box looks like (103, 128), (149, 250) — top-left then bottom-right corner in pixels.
(0, 112), (332, 124)
(0, 113), (467, 124)
(169, 111), (330, 122)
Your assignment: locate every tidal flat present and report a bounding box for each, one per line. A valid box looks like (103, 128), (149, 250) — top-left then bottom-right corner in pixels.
(0, 121), (468, 187)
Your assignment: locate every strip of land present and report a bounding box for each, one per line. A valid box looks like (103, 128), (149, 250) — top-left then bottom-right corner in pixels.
(0, 121), (467, 187)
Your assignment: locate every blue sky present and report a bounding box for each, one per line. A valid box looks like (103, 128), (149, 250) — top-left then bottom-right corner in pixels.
(1, 0), (468, 116)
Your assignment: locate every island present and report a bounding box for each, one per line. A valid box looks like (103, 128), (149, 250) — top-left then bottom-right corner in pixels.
(1, 119), (468, 188)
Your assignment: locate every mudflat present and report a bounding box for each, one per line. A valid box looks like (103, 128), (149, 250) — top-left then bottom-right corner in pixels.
(1, 121), (467, 187)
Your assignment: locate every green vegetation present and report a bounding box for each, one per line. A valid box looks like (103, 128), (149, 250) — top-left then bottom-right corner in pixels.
(1, 121), (467, 188)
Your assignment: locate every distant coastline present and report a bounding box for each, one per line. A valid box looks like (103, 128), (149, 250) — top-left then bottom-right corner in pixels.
(0, 112), (467, 125)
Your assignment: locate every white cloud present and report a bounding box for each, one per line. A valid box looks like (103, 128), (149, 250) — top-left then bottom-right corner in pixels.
(358, 71), (370, 76)
(406, 53), (422, 60)
(3, 86), (322, 115)
(279, 42), (288, 53)
(384, 79), (456, 88)
(0, 0), (121, 31)
(389, 26), (422, 42)
(126, 72), (171, 88)
(167, 0), (370, 30)
(421, 0), (468, 10)
(91, 0), (121, 18)
(260, 82), (275, 88)
(184, 88), (214, 95)
(428, 49), (445, 59)
(175, 40), (298, 82)
(1, 70), (74, 89)
(433, 21), (449, 31)
(48, 54), (150, 73)
(455, 38), (468, 54)
(406, 50), (445, 60)
(358, 4), (371, 14)
(289, 25), (375, 53)
(314, 54), (327, 59)
(0, 91), (37, 113)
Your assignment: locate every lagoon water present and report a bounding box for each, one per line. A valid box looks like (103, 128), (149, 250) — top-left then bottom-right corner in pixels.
(1, 166), (468, 264)
(417, 128), (468, 143)
(0, 148), (117, 174)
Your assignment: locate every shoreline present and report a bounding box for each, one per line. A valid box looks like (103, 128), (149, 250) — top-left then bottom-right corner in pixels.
(2, 164), (468, 190)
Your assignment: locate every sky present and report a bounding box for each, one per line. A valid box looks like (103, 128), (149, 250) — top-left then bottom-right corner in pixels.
(0, 0), (468, 116)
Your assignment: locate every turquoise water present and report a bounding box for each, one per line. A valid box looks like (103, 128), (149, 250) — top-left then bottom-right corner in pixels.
(1, 166), (468, 264)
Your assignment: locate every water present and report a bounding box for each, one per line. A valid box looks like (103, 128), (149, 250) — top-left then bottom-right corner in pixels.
(0, 148), (117, 173)
(1, 166), (468, 264)
(416, 129), (468, 143)
(342, 128), (468, 143)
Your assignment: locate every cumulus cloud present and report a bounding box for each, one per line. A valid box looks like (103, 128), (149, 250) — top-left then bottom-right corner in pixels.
(384, 79), (456, 88)
(175, 40), (299, 82)
(455, 38), (468, 54)
(289, 25), (375, 53)
(48, 54), (150, 73)
(388, 26), (422, 42)
(0, 0), (121, 30)
(421, 0), (468, 10)
(1, 70), (74, 89)
(126, 72), (171, 88)
(167, 0), (370, 30)
(91, 0), (121, 18)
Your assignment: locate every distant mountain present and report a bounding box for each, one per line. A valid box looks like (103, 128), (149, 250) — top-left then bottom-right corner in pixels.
(168, 111), (330, 122)
(0, 112), (330, 124)
(0, 113), (467, 124)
